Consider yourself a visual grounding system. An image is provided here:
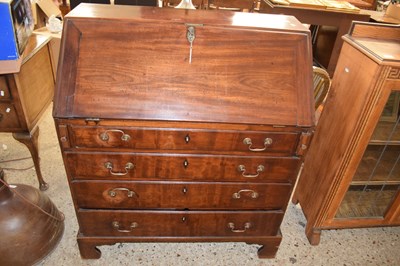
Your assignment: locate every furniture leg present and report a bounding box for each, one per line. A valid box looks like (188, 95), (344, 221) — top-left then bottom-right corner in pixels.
(12, 127), (49, 191)
(256, 238), (282, 259)
(77, 238), (102, 259)
(291, 193), (299, 204)
(305, 224), (321, 246)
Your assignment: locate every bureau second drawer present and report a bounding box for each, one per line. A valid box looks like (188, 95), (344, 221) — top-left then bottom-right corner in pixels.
(72, 181), (292, 210)
(66, 125), (300, 156)
(78, 209), (284, 237)
(65, 152), (300, 183)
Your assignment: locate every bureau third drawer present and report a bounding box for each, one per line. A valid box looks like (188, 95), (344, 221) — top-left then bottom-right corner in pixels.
(72, 181), (292, 210)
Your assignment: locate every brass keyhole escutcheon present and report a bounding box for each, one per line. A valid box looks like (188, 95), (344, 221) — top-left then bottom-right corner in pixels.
(183, 159), (189, 169)
(184, 134), (190, 143)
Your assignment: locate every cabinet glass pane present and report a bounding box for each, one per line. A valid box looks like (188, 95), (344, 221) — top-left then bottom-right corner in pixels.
(336, 91), (400, 219)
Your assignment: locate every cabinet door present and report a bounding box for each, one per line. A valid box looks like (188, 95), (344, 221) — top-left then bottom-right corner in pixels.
(336, 90), (400, 219)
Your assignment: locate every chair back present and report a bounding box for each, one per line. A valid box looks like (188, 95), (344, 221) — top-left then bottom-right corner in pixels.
(313, 66), (331, 110)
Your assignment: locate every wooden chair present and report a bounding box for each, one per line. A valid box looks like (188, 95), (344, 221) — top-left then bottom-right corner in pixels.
(313, 66), (331, 122)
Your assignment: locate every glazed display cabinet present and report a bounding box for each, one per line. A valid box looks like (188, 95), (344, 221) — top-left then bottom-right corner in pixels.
(293, 22), (400, 245)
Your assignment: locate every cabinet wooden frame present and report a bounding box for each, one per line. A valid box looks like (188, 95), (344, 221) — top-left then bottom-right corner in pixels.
(0, 34), (55, 191)
(292, 22), (400, 245)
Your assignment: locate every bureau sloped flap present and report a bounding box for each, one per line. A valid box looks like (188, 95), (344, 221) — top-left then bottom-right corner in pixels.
(54, 4), (314, 127)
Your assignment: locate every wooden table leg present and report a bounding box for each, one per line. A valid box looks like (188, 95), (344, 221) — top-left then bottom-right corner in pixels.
(12, 127), (49, 191)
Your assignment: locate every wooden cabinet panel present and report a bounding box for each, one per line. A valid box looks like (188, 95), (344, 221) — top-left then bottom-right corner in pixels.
(16, 44), (54, 130)
(293, 22), (400, 246)
(65, 152), (300, 183)
(56, 19), (312, 126)
(72, 181), (292, 210)
(78, 210), (284, 237)
(0, 35), (54, 191)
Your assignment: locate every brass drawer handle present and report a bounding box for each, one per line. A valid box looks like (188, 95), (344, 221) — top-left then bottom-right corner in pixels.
(99, 129), (131, 142)
(243, 137), (272, 152)
(108, 188), (136, 198)
(228, 222), (251, 233)
(237, 165), (265, 178)
(232, 189), (259, 199)
(112, 221), (138, 233)
(104, 162), (135, 176)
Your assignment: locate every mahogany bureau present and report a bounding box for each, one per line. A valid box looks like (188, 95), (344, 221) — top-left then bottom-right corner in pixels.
(53, 4), (314, 259)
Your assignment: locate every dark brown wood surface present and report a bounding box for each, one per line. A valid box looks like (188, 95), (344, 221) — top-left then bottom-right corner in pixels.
(65, 152), (299, 183)
(54, 5), (314, 127)
(78, 210), (283, 236)
(72, 180), (291, 209)
(292, 22), (400, 245)
(67, 125), (301, 156)
(54, 4), (314, 259)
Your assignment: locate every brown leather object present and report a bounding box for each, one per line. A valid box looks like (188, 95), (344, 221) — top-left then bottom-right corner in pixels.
(0, 170), (64, 266)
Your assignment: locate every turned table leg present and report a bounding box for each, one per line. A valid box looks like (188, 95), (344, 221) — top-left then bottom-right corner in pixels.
(12, 127), (49, 191)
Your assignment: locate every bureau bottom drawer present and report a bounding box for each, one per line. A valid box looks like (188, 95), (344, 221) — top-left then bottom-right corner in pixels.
(78, 210), (283, 237)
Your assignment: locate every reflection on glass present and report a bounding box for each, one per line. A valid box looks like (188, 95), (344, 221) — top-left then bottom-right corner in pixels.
(336, 91), (400, 218)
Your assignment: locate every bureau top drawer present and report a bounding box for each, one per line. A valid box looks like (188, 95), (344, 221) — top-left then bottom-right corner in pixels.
(0, 76), (11, 101)
(62, 125), (301, 156)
